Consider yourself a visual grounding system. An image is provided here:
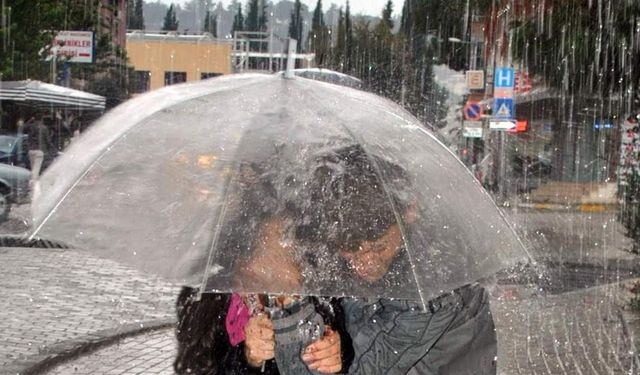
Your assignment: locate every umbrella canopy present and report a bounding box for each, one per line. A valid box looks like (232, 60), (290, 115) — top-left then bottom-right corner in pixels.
(29, 73), (530, 304)
(0, 80), (106, 111)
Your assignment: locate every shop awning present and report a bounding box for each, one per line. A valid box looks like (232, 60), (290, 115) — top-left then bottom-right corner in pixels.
(0, 80), (106, 111)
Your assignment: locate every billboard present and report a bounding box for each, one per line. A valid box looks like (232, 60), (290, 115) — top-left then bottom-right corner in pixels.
(47, 31), (95, 63)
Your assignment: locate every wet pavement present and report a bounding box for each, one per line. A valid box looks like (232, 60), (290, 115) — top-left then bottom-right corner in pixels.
(1, 205), (639, 374)
(37, 283), (640, 374)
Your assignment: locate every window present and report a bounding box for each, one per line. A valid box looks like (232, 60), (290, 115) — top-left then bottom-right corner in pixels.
(201, 72), (223, 80)
(132, 71), (151, 93)
(164, 71), (187, 86)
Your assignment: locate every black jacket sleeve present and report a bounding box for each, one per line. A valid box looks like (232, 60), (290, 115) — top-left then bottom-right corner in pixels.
(314, 297), (354, 373)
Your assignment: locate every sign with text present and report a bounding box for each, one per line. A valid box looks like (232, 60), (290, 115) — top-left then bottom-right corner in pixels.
(493, 67), (515, 100)
(490, 119), (517, 130)
(494, 68), (515, 88)
(47, 31), (95, 63)
(466, 70), (485, 90)
(463, 121), (483, 138)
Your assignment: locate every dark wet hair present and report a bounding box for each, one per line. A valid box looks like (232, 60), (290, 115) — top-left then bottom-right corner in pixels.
(174, 287), (232, 374)
(295, 144), (411, 252)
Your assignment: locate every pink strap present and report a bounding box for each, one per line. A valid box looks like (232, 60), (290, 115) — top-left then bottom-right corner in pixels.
(225, 293), (251, 346)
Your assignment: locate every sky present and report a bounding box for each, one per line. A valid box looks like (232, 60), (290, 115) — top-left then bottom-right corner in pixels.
(157, 0), (393, 17)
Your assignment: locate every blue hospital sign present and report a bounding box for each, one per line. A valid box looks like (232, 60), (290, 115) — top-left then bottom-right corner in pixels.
(494, 68), (515, 88)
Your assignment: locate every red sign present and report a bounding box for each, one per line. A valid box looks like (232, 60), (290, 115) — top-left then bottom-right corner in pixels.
(508, 119), (529, 133)
(515, 71), (533, 93)
(463, 101), (483, 121)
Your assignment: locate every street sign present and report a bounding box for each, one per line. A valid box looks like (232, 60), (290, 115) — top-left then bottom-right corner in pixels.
(507, 119), (529, 133)
(463, 127), (483, 138)
(495, 68), (515, 88)
(463, 120), (483, 138)
(493, 98), (514, 119)
(463, 101), (483, 121)
(46, 31), (95, 63)
(466, 70), (485, 90)
(489, 119), (517, 130)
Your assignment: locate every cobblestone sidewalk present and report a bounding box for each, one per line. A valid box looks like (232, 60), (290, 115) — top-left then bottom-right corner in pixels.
(0, 247), (180, 375)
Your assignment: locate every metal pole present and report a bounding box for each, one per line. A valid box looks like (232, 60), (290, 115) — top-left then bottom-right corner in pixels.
(284, 39), (297, 79)
(498, 131), (506, 200)
(51, 52), (57, 84)
(269, 13), (273, 72)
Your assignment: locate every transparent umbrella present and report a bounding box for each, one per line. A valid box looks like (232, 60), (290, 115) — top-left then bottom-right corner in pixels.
(29, 73), (531, 307)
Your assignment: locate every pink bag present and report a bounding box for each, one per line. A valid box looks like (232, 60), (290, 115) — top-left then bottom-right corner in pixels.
(225, 293), (251, 346)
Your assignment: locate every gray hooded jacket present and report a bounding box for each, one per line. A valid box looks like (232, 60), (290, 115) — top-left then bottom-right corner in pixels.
(341, 283), (496, 375)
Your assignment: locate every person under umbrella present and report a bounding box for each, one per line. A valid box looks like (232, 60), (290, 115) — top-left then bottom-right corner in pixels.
(173, 158), (352, 375)
(297, 144), (497, 375)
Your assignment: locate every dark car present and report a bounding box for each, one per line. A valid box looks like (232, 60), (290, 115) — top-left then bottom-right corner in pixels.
(0, 162), (30, 220)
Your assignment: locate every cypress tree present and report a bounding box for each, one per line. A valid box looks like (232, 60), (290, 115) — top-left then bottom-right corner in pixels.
(232, 4), (244, 33)
(162, 4), (179, 31)
(288, 0), (303, 52)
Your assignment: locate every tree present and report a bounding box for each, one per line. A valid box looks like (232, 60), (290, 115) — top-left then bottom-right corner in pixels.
(246, 0), (259, 31)
(308, 0), (329, 66)
(288, 0), (303, 52)
(344, 1), (353, 72)
(381, 0), (393, 30)
(245, 0), (267, 32)
(203, 10), (217, 36)
(127, 0), (145, 30)
(1, 0), (99, 81)
(333, 8), (346, 70)
(232, 4), (244, 33)
(162, 4), (179, 31)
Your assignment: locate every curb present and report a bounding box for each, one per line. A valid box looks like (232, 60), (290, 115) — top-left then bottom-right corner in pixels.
(516, 202), (618, 212)
(5, 318), (176, 375)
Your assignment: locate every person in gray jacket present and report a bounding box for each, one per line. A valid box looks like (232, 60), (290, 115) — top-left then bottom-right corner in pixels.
(298, 144), (497, 375)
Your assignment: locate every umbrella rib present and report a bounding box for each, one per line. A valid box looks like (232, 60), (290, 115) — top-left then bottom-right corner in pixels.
(305, 87), (428, 311)
(198, 161), (237, 297)
(346, 93), (535, 266)
(30, 76), (274, 241)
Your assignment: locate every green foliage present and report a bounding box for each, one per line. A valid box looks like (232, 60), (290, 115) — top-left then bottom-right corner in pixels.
(308, 0), (329, 66)
(324, 0), (454, 129)
(1, 0), (100, 81)
(289, 0), (303, 52)
(203, 10), (217, 36)
(0, 1), (137, 110)
(245, 0), (266, 32)
(232, 4), (244, 33)
(512, 0), (640, 100)
(162, 4), (179, 31)
(127, 0), (145, 30)
(381, 1), (394, 30)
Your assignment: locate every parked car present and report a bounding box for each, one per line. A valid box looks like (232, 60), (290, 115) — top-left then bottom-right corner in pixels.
(0, 162), (30, 220)
(0, 134), (29, 168)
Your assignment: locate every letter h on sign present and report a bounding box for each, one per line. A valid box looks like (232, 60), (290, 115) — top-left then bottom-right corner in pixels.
(495, 68), (515, 88)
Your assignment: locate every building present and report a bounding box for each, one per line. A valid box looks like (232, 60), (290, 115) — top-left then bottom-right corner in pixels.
(126, 32), (233, 92)
(99, 0), (127, 49)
